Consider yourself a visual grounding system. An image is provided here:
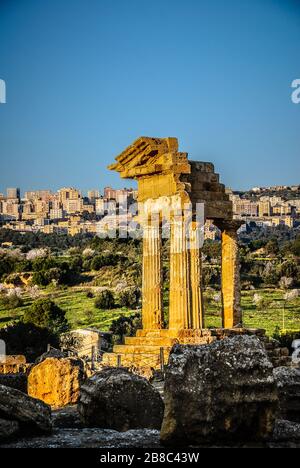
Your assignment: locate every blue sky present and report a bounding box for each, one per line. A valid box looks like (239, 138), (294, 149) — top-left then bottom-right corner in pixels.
(0, 0), (299, 194)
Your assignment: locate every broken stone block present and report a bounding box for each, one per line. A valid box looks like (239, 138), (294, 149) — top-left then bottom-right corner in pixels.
(161, 335), (278, 446)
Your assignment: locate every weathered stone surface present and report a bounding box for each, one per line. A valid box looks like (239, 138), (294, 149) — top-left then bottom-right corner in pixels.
(28, 357), (85, 407)
(0, 373), (28, 393)
(0, 417), (19, 441)
(2, 355), (26, 365)
(272, 419), (300, 442)
(274, 367), (300, 423)
(52, 405), (83, 429)
(35, 349), (67, 364)
(0, 428), (161, 448)
(78, 367), (164, 431)
(160, 336), (278, 446)
(0, 384), (51, 434)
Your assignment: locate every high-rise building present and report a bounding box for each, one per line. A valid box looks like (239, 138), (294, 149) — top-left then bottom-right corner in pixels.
(24, 190), (53, 201)
(66, 198), (83, 214)
(233, 200), (258, 217)
(87, 190), (100, 202)
(104, 186), (135, 204)
(58, 188), (82, 211)
(7, 188), (20, 200)
(1, 200), (20, 218)
(258, 201), (271, 217)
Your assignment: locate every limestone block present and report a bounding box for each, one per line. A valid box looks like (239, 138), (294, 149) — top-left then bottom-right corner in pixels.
(0, 384), (52, 434)
(28, 357), (85, 407)
(161, 336), (278, 446)
(78, 368), (164, 431)
(274, 367), (300, 423)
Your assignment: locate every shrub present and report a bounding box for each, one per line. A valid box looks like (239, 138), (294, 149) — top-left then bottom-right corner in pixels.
(84, 310), (95, 323)
(27, 285), (41, 299)
(69, 256), (83, 273)
(91, 255), (104, 271)
(284, 289), (300, 302)
(26, 248), (49, 261)
(82, 248), (95, 258)
(94, 289), (115, 309)
(1, 291), (23, 310)
(82, 258), (92, 271)
(279, 277), (294, 290)
(91, 254), (119, 271)
(31, 270), (49, 287)
(31, 263), (75, 287)
(14, 259), (33, 273)
(265, 239), (279, 256)
(261, 262), (281, 286)
(32, 256), (56, 272)
(23, 298), (69, 336)
(118, 287), (141, 308)
(252, 293), (272, 310)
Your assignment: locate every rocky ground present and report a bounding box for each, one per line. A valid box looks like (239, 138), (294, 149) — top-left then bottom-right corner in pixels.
(1, 405), (300, 448)
(1, 416), (300, 448)
(0, 427), (162, 448)
(1, 336), (300, 449)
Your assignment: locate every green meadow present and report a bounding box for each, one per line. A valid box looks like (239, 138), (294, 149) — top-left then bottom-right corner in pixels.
(1, 286), (299, 337)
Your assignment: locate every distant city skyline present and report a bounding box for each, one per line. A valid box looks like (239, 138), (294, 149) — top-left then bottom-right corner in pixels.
(1, 0), (300, 191)
(1, 182), (300, 199)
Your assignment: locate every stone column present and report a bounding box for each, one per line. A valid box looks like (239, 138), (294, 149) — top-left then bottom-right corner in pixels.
(142, 219), (163, 329)
(189, 221), (204, 329)
(169, 214), (191, 330)
(216, 220), (243, 328)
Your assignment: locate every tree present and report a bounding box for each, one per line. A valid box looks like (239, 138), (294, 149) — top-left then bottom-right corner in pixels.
(0, 322), (58, 362)
(31, 270), (49, 287)
(283, 237), (300, 257)
(265, 239), (279, 256)
(1, 291), (23, 310)
(280, 260), (299, 279)
(0, 254), (16, 280)
(279, 277), (294, 290)
(23, 298), (69, 336)
(262, 262), (280, 286)
(94, 289), (115, 309)
(109, 313), (142, 344)
(91, 255), (105, 271)
(202, 241), (221, 261)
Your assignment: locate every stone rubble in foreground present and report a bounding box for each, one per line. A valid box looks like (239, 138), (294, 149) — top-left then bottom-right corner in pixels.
(1, 420), (300, 448)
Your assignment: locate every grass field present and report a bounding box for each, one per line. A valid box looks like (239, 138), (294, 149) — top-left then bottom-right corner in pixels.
(0, 287), (137, 331)
(0, 287), (300, 337)
(203, 289), (300, 335)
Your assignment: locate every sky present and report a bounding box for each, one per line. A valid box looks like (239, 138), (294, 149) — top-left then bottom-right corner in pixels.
(0, 0), (299, 195)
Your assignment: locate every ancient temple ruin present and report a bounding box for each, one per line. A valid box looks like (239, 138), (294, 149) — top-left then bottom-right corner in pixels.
(102, 137), (243, 368)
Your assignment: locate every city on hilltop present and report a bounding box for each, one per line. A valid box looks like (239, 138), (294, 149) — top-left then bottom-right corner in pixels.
(0, 184), (299, 239)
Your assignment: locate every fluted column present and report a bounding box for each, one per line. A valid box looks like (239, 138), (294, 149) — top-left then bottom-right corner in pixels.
(216, 220), (243, 328)
(169, 214), (191, 330)
(142, 220), (163, 329)
(189, 221), (204, 329)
